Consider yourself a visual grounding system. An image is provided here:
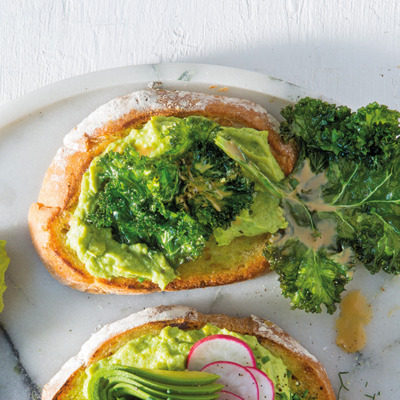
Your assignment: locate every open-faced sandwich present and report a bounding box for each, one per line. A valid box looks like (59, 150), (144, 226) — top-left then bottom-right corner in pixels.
(29, 89), (400, 314)
(42, 305), (335, 400)
(29, 89), (297, 294)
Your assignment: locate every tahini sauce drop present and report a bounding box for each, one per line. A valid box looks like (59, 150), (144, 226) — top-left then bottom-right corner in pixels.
(336, 290), (372, 353)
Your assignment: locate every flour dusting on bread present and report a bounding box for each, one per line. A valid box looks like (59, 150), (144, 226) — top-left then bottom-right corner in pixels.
(251, 315), (318, 362)
(61, 90), (275, 157)
(79, 306), (196, 363)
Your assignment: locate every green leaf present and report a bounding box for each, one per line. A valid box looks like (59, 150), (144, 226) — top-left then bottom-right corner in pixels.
(280, 98), (400, 172)
(325, 159), (400, 274)
(265, 238), (352, 313)
(266, 99), (400, 314)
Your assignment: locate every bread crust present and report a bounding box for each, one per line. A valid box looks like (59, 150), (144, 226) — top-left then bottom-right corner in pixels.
(29, 89), (297, 294)
(42, 305), (335, 400)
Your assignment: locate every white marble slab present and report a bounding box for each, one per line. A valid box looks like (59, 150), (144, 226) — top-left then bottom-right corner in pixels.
(0, 64), (398, 400)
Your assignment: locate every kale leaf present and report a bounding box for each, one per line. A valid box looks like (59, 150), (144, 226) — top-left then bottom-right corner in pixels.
(280, 98), (400, 172)
(176, 140), (255, 234)
(274, 99), (400, 313)
(266, 238), (352, 314)
(86, 117), (254, 268)
(325, 157), (400, 275)
(219, 98), (400, 313)
(86, 147), (207, 268)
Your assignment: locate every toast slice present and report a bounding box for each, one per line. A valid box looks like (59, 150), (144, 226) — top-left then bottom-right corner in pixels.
(29, 89), (297, 294)
(42, 305), (335, 400)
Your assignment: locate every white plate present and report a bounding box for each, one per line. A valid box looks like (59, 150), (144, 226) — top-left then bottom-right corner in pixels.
(0, 63), (398, 399)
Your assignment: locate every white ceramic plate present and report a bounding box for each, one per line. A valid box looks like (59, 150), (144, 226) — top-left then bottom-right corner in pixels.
(0, 64), (398, 399)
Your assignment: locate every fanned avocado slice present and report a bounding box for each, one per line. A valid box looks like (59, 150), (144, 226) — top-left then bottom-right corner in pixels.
(127, 366), (220, 386)
(130, 374), (222, 395)
(88, 366), (223, 400)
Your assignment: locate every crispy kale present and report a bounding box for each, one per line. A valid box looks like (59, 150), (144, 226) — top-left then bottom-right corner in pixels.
(280, 98), (400, 172)
(176, 140), (255, 234)
(86, 148), (206, 268)
(86, 117), (254, 268)
(218, 98), (400, 313)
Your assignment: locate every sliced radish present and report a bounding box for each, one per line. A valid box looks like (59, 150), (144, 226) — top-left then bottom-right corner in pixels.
(187, 335), (256, 371)
(246, 367), (275, 400)
(219, 390), (246, 400)
(201, 361), (259, 400)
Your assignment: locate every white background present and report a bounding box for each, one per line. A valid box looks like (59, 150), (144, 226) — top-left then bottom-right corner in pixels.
(1, 0), (400, 109)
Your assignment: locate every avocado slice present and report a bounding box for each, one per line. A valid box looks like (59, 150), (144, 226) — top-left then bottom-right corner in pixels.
(129, 366), (220, 386)
(88, 366), (223, 400)
(131, 374), (223, 395)
(132, 381), (221, 400)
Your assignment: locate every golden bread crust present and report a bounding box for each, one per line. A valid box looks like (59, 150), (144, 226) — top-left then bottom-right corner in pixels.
(42, 305), (335, 400)
(29, 89), (297, 294)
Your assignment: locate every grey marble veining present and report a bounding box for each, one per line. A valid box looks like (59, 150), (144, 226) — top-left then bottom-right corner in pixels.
(0, 64), (399, 400)
(0, 324), (41, 399)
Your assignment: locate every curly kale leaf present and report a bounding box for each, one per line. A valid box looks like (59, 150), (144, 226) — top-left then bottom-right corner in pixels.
(325, 158), (400, 274)
(262, 99), (400, 313)
(86, 148), (207, 267)
(281, 98), (400, 173)
(265, 155), (400, 313)
(274, 242), (350, 315)
(263, 186), (355, 314)
(176, 140), (255, 233)
(264, 219), (353, 314)
(86, 118), (254, 268)
(163, 116), (222, 157)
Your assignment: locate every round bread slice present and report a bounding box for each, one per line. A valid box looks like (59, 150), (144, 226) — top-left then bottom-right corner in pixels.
(42, 305), (335, 400)
(28, 89), (297, 294)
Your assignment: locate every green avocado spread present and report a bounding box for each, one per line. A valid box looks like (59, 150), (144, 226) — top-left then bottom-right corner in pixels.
(66, 325), (291, 399)
(67, 116), (286, 288)
(0, 240), (10, 313)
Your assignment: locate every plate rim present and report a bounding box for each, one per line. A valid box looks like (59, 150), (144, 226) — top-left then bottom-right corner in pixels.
(0, 63), (328, 131)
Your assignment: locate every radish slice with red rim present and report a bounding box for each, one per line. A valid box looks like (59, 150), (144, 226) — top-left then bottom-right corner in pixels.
(246, 367), (275, 400)
(219, 390), (246, 400)
(187, 334), (256, 371)
(201, 361), (259, 400)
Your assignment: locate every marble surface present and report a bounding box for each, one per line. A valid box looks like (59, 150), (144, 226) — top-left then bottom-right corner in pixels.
(0, 63), (399, 400)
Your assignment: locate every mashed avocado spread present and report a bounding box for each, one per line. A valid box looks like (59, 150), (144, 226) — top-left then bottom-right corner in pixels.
(0, 240), (9, 313)
(67, 116), (286, 288)
(65, 325), (291, 399)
